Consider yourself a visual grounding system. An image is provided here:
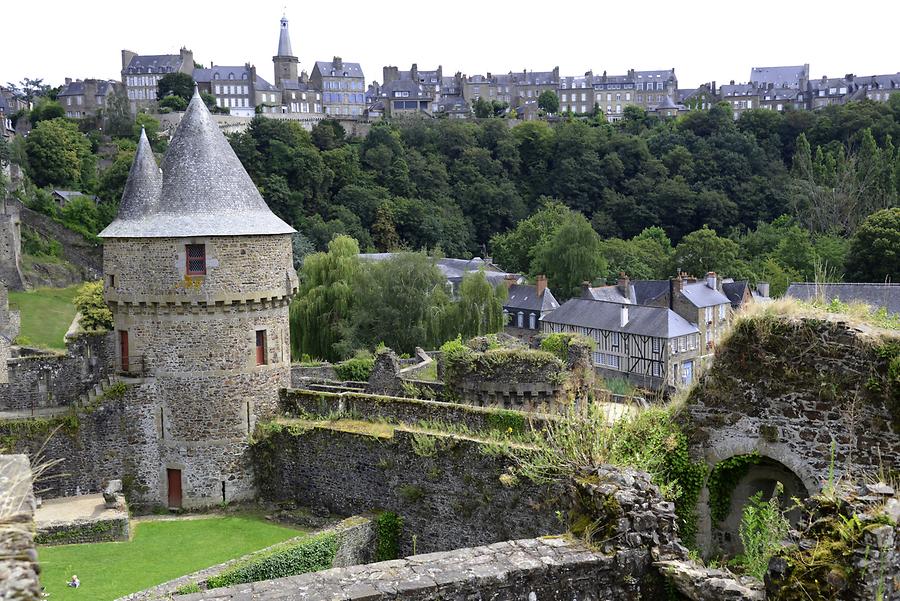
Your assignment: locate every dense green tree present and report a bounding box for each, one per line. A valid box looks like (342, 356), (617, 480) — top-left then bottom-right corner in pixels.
(29, 98), (65, 125)
(537, 90), (559, 114)
(449, 270), (507, 339)
(290, 235), (361, 361)
(104, 89), (134, 138)
(533, 212), (606, 299)
(311, 119), (346, 150)
(97, 148), (136, 204)
(24, 118), (95, 187)
(157, 72), (195, 102)
(489, 199), (570, 273)
(845, 208), (900, 281)
(673, 225), (742, 278)
(350, 252), (450, 354)
(134, 113), (162, 150)
(73, 281), (113, 331)
(159, 94), (188, 111)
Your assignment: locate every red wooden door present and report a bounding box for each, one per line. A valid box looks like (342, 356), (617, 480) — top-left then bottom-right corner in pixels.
(167, 468), (182, 508)
(119, 330), (129, 372)
(255, 330), (267, 365)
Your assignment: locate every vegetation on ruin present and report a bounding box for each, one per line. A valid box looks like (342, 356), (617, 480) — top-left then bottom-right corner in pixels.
(72, 280), (113, 331)
(38, 515), (305, 601)
(206, 531), (337, 589)
(707, 453), (762, 524)
(333, 352), (375, 382)
(737, 485), (791, 580)
(9, 285), (79, 349)
(439, 336), (564, 388)
(374, 511), (403, 561)
(539, 332), (595, 362)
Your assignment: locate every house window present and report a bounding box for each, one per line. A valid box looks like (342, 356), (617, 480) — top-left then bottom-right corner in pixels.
(186, 244), (206, 275)
(517, 312), (524, 328)
(652, 338), (661, 354)
(529, 313), (536, 329)
(705, 307), (713, 323)
(610, 332), (620, 349)
(682, 360), (694, 385)
(255, 330), (267, 365)
(651, 361), (661, 377)
(718, 304), (727, 320)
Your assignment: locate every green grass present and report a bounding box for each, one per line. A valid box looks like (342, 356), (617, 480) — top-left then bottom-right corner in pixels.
(414, 361), (438, 382)
(38, 516), (306, 601)
(8, 285), (80, 350)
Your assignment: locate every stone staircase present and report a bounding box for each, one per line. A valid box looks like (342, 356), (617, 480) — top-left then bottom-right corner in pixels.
(77, 374), (124, 407)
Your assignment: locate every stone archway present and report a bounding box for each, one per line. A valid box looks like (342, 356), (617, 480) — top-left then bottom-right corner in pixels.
(710, 456), (809, 556)
(696, 438), (819, 555)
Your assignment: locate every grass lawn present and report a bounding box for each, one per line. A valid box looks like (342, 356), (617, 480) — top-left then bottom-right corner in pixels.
(8, 285), (80, 350)
(39, 515), (306, 601)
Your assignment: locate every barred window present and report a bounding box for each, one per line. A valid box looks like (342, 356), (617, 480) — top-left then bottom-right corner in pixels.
(186, 244), (206, 276)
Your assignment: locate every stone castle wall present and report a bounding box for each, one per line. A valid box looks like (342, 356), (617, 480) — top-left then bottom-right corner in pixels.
(0, 455), (42, 601)
(3, 331), (115, 411)
(0, 201), (24, 290)
(255, 424), (565, 556)
(103, 236), (295, 303)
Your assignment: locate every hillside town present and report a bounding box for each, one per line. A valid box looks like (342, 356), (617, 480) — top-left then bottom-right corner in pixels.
(1, 5), (899, 601)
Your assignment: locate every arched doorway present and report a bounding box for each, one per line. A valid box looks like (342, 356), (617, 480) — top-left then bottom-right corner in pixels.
(709, 456), (808, 557)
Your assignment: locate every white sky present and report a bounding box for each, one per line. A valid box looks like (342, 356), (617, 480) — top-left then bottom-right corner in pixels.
(2, 0), (898, 91)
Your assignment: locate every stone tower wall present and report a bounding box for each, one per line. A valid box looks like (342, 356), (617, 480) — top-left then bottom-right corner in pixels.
(103, 234), (295, 508)
(104, 235), (294, 301)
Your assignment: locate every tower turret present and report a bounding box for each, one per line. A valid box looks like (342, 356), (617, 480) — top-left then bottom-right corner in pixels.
(272, 15), (299, 87)
(99, 90), (297, 509)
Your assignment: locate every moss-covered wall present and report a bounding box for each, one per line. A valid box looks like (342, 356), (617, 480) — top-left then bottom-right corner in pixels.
(682, 314), (900, 552)
(253, 423), (565, 555)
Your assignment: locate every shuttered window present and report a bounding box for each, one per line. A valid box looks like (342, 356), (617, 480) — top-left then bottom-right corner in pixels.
(255, 330), (267, 365)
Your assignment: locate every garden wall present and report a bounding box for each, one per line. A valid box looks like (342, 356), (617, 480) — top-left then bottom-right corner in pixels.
(35, 511), (129, 545)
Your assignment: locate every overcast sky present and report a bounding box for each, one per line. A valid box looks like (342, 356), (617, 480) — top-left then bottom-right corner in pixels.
(3, 0), (898, 91)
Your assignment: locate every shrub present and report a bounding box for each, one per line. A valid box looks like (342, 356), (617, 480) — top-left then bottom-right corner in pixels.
(73, 280), (113, 331)
(374, 512), (403, 561)
(334, 354), (374, 381)
(206, 532), (338, 589)
(738, 485), (789, 579)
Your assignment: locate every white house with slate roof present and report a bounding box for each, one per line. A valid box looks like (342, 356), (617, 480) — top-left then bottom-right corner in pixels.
(504, 276), (558, 333)
(99, 87), (297, 509)
(541, 298), (700, 390)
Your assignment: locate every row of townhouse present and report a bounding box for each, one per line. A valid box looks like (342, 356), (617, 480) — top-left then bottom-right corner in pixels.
(503, 271), (770, 391)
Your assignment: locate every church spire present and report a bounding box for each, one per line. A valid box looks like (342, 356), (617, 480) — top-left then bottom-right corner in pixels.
(277, 15), (293, 57)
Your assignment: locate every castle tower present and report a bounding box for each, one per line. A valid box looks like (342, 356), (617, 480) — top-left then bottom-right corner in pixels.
(99, 90), (297, 509)
(272, 15), (299, 87)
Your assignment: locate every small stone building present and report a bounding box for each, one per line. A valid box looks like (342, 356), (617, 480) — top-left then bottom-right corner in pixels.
(98, 88), (297, 509)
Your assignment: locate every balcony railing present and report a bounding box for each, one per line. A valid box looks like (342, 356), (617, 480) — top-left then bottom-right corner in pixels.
(117, 355), (148, 378)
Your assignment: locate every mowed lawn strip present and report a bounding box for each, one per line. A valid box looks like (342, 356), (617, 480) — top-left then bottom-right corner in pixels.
(39, 516), (307, 601)
(8, 285), (80, 350)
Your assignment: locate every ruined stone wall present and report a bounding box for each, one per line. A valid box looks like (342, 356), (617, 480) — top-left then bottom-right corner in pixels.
(255, 424), (565, 555)
(682, 315), (900, 552)
(290, 363), (338, 385)
(0, 454), (41, 601)
(280, 389), (554, 434)
(0, 204), (24, 290)
(3, 331), (115, 411)
(14, 199), (101, 280)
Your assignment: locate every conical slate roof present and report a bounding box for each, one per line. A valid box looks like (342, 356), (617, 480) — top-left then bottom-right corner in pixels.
(277, 16), (293, 57)
(99, 89), (294, 238)
(116, 128), (162, 221)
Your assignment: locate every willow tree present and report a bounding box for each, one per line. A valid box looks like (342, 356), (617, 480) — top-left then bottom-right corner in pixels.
(450, 270), (507, 339)
(290, 234), (360, 361)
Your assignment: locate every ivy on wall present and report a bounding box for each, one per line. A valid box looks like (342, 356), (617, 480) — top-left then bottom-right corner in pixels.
(707, 453), (762, 524)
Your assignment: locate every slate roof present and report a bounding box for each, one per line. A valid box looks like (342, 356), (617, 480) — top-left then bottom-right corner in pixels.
(633, 281), (669, 304)
(542, 299), (698, 339)
(115, 129), (161, 221)
(124, 54), (183, 74)
(786, 283), (900, 315)
(99, 90), (294, 238)
(750, 65), (808, 89)
(722, 281), (750, 308)
(192, 66), (251, 83)
(52, 190), (99, 203)
(720, 83), (758, 96)
(654, 95), (680, 110)
(681, 281), (731, 308)
(315, 61), (364, 78)
(505, 284), (559, 313)
(583, 286), (630, 304)
(359, 254), (516, 286)
(383, 79), (433, 99)
(58, 80), (116, 97)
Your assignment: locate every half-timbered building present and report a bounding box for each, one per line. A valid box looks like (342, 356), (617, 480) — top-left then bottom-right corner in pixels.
(540, 298), (700, 390)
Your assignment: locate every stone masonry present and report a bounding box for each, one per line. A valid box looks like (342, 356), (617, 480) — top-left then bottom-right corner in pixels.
(0, 454), (41, 601)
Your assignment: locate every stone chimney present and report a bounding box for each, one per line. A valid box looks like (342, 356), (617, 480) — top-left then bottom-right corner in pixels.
(757, 282), (770, 298)
(121, 49), (137, 73)
(672, 276), (684, 294)
(504, 274), (517, 290)
(617, 272), (629, 295)
(620, 304), (629, 328)
(706, 271), (717, 290)
(333, 57), (343, 70)
(536, 275), (547, 297)
(65, 77), (72, 85)
(581, 281), (592, 297)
